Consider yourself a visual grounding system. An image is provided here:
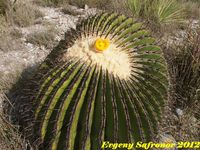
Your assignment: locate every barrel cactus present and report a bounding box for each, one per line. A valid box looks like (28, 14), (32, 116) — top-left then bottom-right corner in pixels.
(15, 12), (168, 149)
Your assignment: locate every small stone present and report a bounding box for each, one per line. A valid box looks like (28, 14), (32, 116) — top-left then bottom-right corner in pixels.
(26, 43), (34, 49)
(85, 5), (89, 10)
(191, 116), (197, 123)
(176, 108), (183, 116)
(159, 134), (176, 150)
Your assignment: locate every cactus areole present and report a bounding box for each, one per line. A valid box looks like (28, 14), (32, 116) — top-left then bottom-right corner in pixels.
(17, 13), (168, 150)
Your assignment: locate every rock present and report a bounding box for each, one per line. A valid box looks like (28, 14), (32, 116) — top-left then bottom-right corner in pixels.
(159, 134), (177, 150)
(176, 108), (183, 116)
(62, 5), (84, 16)
(85, 4), (89, 10)
(26, 43), (34, 49)
(160, 134), (176, 143)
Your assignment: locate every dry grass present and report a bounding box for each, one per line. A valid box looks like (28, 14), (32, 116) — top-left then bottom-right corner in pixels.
(181, 0), (200, 19)
(167, 29), (200, 108)
(0, 0), (44, 143)
(61, 4), (83, 16)
(161, 27), (200, 142)
(0, 104), (26, 150)
(0, 14), (7, 33)
(160, 103), (199, 143)
(26, 27), (57, 49)
(0, 16), (24, 52)
(35, 0), (68, 6)
(0, 72), (27, 150)
(0, 0), (44, 52)
(12, 1), (43, 27)
(0, 0), (7, 15)
(0, 0), (43, 27)
(0, 34), (24, 52)
(0, 4), (45, 148)
(37, 0), (115, 10)
(105, 0), (130, 14)
(69, 0), (113, 9)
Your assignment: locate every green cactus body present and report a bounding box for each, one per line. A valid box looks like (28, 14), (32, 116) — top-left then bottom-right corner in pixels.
(18, 13), (168, 150)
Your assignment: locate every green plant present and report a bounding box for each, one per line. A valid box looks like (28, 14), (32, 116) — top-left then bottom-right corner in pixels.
(154, 0), (184, 24)
(127, 0), (151, 19)
(127, 0), (184, 25)
(127, 0), (143, 17)
(14, 13), (168, 149)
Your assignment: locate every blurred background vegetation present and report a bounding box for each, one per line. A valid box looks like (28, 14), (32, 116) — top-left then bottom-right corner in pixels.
(0, 0), (199, 149)
(1, 0), (200, 28)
